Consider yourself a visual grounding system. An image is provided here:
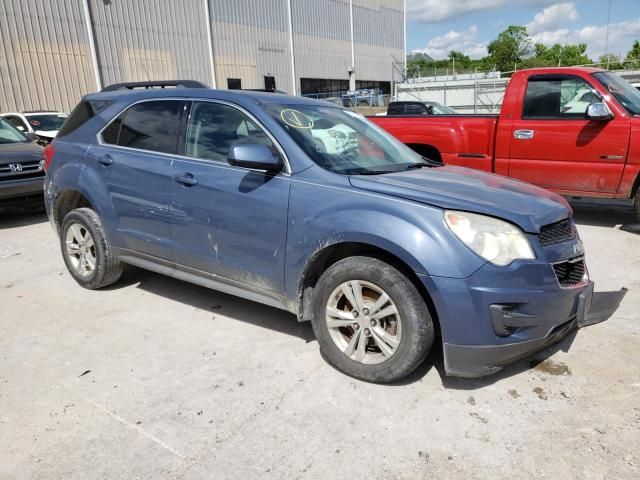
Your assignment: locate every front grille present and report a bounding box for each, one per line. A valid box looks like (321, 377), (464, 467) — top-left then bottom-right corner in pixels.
(0, 160), (44, 182)
(553, 257), (587, 287)
(539, 218), (577, 246)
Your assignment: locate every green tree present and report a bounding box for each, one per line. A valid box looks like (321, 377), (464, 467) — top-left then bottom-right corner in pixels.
(625, 40), (640, 66)
(599, 53), (623, 70)
(532, 43), (592, 67)
(487, 26), (533, 72)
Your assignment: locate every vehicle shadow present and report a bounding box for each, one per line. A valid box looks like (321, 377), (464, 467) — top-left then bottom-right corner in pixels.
(569, 198), (637, 229)
(0, 207), (48, 229)
(120, 267), (315, 342)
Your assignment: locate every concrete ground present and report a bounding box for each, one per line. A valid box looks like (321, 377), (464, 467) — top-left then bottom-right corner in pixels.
(1, 200), (639, 480)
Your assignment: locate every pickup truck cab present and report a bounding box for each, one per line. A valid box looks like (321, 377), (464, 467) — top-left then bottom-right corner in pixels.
(44, 81), (625, 383)
(371, 67), (640, 219)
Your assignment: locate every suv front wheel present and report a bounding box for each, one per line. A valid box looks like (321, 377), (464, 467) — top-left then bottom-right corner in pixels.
(60, 208), (122, 289)
(311, 256), (435, 383)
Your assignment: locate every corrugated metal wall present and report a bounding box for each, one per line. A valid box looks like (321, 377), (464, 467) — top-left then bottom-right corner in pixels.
(353, 0), (404, 81)
(89, 0), (213, 87)
(0, 0), (97, 112)
(0, 0), (404, 111)
(209, 0), (293, 93)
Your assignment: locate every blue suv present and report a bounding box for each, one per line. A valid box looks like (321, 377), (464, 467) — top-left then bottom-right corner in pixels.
(44, 81), (626, 383)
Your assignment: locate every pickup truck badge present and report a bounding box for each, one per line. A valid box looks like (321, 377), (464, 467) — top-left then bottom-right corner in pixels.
(9, 163), (23, 173)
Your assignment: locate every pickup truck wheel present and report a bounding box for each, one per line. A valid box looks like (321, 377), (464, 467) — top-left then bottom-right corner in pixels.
(311, 256), (434, 383)
(60, 208), (122, 289)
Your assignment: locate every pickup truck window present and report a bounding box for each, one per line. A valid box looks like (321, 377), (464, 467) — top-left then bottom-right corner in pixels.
(523, 77), (598, 119)
(593, 71), (640, 115)
(405, 103), (427, 115)
(265, 104), (424, 175)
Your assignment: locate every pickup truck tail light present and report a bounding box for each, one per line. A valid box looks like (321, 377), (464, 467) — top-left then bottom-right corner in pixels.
(43, 144), (55, 172)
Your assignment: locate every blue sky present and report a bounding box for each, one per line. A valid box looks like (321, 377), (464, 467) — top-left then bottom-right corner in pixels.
(407, 0), (640, 61)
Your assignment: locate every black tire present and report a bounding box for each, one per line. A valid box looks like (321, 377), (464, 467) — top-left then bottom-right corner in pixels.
(311, 256), (434, 383)
(634, 189), (640, 223)
(60, 207), (122, 289)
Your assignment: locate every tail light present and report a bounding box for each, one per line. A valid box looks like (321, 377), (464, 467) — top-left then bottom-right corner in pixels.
(43, 144), (55, 172)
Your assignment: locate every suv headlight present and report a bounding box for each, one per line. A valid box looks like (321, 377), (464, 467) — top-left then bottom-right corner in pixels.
(444, 210), (535, 266)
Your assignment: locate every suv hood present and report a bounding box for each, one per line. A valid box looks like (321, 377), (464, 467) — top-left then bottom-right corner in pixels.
(349, 166), (570, 233)
(0, 141), (43, 165)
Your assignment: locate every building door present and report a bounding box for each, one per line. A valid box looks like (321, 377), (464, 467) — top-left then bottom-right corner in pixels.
(227, 78), (242, 90)
(264, 76), (276, 92)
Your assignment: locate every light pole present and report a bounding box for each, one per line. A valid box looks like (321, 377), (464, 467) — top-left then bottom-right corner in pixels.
(605, 0), (612, 69)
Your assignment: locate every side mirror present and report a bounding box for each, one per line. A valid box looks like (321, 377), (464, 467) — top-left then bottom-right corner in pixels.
(586, 102), (613, 121)
(227, 143), (283, 172)
(25, 132), (38, 142)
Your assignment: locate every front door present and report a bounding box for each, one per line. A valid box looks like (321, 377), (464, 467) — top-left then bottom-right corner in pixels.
(88, 99), (186, 260)
(170, 100), (290, 292)
(508, 74), (630, 194)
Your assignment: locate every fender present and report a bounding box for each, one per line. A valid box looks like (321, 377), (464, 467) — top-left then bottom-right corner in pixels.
(284, 177), (486, 301)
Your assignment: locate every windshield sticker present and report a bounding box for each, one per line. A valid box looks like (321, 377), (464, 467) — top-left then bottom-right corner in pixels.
(280, 109), (314, 129)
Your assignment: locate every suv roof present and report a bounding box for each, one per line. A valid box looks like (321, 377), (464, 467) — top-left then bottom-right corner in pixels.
(86, 82), (332, 108)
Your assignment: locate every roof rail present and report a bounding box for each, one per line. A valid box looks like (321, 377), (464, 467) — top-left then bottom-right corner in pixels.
(101, 80), (209, 92)
(241, 88), (287, 94)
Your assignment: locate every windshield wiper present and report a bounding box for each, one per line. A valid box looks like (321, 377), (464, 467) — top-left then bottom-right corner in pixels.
(356, 170), (398, 175)
(407, 156), (442, 168)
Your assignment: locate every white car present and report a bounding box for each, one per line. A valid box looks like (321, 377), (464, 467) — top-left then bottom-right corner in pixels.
(1, 111), (68, 144)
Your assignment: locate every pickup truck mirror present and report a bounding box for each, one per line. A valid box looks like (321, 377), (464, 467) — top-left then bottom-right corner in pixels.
(227, 143), (283, 172)
(586, 102), (613, 121)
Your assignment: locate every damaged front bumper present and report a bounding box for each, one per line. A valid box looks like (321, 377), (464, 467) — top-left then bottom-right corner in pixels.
(442, 282), (627, 378)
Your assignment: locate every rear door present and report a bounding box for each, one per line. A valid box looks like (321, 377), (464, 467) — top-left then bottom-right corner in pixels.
(508, 74), (629, 194)
(170, 100), (290, 293)
(88, 99), (185, 260)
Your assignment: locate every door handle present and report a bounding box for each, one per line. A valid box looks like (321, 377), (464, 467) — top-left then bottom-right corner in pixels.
(97, 154), (113, 166)
(514, 129), (535, 140)
(174, 173), (198, 186)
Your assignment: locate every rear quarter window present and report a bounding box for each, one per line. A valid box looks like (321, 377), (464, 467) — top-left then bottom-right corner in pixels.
(57, 99), (113, 138)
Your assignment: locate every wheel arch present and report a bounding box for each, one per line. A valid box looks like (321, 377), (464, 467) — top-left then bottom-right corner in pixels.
(52, 189), (95, 232)
(296, 241), (441, 335)
(405, 143), (443, 164)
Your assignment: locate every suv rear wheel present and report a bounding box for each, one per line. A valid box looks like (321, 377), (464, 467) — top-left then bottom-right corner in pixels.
(60, 208), (122, 289)
(311, 256), (434, 383)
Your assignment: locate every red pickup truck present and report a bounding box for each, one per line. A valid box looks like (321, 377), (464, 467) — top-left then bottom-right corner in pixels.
(370, 67), (640, 219)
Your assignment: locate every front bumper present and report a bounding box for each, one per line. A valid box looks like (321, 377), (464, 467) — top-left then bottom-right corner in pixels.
(0, 176), (44, 204)
(442, 283), (626, 377)
(420, 256), (627, 378)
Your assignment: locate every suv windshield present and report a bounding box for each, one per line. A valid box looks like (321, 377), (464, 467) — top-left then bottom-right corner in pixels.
(593, 71), (640, 115)
(26, 114), (67, 131)
(265, 104), (426, 175)
(0, 117), (28, 144)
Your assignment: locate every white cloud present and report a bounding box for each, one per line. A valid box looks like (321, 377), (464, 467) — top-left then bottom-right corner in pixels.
(407, 0), (564, 24)
(407, 0), (504, 23)
(412, 25), (488, 60)
(531, 18), (640, 59)
(526, 2), (579, 34)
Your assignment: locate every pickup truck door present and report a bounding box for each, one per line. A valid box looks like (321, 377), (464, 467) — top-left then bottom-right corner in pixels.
(508, 74), (629, 194)
(170, 100), (290, 293)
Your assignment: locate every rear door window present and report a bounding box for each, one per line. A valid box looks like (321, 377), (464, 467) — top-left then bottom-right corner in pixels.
(387, 103), (404, 115)
(522, 76), (598, 119)
(114, 101), (184, 154)
(405, 103), (427, 114)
